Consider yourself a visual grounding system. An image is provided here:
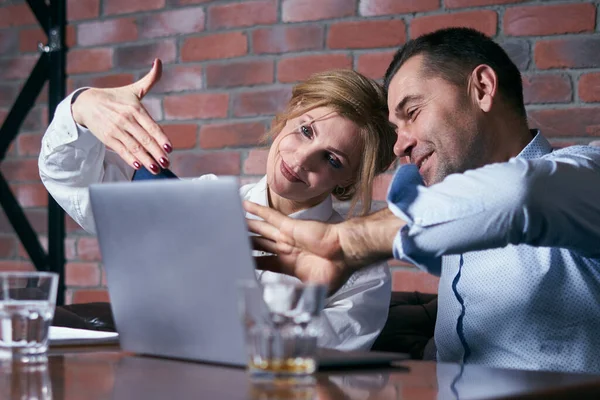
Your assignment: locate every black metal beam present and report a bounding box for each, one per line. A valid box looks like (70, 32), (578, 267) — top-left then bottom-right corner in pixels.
(25, 0), (50, 34)
(0, 171), (48, 271)
(47, 0), (67, 306)
(0, 54), (49, 161)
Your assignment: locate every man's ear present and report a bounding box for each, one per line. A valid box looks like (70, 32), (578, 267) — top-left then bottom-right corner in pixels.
(468, 64), (497, 113)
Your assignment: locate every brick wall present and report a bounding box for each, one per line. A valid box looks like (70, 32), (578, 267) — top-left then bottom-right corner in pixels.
(1, 0), (599, 303)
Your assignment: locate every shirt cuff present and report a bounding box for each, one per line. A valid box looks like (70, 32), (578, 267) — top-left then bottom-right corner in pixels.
(44, 87), (98, 152)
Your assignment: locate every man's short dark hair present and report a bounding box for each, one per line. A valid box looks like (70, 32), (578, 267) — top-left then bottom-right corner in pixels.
(384, 28), (526, 118)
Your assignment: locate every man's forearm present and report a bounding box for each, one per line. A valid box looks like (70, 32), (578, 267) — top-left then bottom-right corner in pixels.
(337, 208), (405, 270)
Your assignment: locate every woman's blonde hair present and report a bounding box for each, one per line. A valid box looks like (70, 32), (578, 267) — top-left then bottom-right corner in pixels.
(267, 69), (396, 216)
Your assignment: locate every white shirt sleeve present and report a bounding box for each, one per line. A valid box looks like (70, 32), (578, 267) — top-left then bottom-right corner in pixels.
(38, 89), (135, 234)
(315, 261), (391, 351)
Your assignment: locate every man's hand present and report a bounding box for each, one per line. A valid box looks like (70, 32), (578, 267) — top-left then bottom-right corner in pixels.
(71, 59), (172, 174)
(245, 201), (353, 293)
(244, 201), (405, 293)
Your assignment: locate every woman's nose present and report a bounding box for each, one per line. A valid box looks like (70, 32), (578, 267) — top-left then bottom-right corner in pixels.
(292, 146), (318, 171)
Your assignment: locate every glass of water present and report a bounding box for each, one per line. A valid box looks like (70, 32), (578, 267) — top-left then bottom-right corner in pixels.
(238, 280), (327, 378)
(0, 272), (58, 363)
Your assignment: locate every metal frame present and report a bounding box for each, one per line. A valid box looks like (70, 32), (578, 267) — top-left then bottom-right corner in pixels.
(0, 0), (66, 305)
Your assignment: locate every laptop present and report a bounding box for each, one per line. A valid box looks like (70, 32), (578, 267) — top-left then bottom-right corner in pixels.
(89, 178), (409, 368)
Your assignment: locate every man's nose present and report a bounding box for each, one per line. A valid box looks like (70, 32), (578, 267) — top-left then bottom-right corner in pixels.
(393, 128), (417, 158)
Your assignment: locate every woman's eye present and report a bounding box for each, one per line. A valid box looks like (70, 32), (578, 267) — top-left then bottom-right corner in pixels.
(300, 125), (313, 138)
(327, 154), (342, 169)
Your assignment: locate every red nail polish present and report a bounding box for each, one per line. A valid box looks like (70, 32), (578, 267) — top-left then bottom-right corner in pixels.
(163, 143), (173, 153)
(133, 161), (141, 169)
(159, 157), (169, 168)
(149, 164), (159, 173)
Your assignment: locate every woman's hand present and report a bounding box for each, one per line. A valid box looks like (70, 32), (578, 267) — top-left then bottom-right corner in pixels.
(71, 59), (172, 174)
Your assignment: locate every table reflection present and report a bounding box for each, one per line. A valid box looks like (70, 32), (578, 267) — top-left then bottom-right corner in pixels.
(0, 360), (53, 400)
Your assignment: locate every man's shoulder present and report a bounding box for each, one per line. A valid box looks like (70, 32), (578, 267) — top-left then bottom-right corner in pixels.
(543, 144), (600, 165)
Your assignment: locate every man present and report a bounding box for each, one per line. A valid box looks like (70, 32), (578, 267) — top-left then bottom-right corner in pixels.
(245, 28), (600, 374)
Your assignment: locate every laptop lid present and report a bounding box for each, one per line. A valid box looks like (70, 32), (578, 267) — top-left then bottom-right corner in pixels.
(90, 178), (409, 368)
(90, 177), (255, 366)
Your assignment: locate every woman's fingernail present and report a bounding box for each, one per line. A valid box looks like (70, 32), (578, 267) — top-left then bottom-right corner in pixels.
(133, 161), (141, 169)
(163, 143), (173, 153)
(149, 164), (159, 173)
(159, 157), (169, 168)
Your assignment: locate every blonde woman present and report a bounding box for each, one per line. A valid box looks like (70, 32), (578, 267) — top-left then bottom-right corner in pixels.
(39, 60), (397, 351)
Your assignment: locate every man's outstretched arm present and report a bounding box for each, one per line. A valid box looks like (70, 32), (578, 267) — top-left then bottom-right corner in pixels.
(245, 202), (405, 292)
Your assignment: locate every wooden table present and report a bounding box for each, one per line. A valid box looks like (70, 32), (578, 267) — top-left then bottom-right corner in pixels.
(1, 346), (599, 399)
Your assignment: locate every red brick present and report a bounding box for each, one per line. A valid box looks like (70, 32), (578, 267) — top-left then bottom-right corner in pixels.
(504, 3), (595, 37)
(181, 32), (248, 62)
(114, 41), (176, 69)
(535, 38), (600, 70)
(0, 28), (18, 54)
(501, 40), (531, 70)
(162, 124), (198, 149)
(282, 0), (354, 22)
(16, 133), (42, 157)
(244, 149), (269, 174)
(445, 0), (525, 8)
(151, 65), (203, 94)
(138, 8), (205, 39)
(0, 260), (35, 272)
(70, 73), (135, 91)
(66, 214), (86, 234)
(67, 0), (100, 21)
(372, 173), (393, 201)
(0, 3), (36, 28)
(232, 87), (291, 117)
(21, 106), (45, 132)
(277, 54), (352, 84)
(359, 0), (439, 16)
(66, 262), (101, 287)
(0, 84), (18, 107)
(0, 209), (46, 235)
(411, 11), (498, 38)
(0, 236), (15, 258)
(206, 60), (274, 88)
(1, 159), (40, 182)
(200, 121), (266, 149)
(527, 107), (600, 138)
(392, 269), (439, 294)
(208, 1), (277, 30)
(17, 236), (75, 260)
(168, 0), (213, 4)
(71, 289), (110, 304)
(170, 151), (241, 177)
(579, 73), (600, 103)
(141, 97), (163, 121)
(164, 93), (229, 120)
(356, 50), (396, 80)
(10, 183), (47, 208)
(104, 0), (165, 15)
(0, 55), (38, 80)
(77, 17), (137, 46)
(101, 266), (107, 286)
(328, 20), (406, 50)
(522, 74), (571, 105)
(67, 48), (113, 75)
(76, 237), (102, 262)
(19, 25), (77, 53)
(253, 25), (324, 54)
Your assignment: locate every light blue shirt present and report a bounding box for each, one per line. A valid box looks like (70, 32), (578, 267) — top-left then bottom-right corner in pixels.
(387, 131), (600, 374)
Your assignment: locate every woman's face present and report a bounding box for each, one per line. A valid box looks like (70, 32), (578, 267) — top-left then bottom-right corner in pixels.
(266, 106), (362, 204)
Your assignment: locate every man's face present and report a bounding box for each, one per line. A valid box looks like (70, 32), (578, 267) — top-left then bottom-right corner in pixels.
(387, 55), (488, 186)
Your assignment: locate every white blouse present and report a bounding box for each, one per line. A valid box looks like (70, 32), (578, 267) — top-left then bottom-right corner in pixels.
(39, 90), (392, 351)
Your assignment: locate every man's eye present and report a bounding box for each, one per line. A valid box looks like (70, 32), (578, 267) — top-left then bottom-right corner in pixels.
(407, 108), (417, 120)
(300, 125), (313, 138)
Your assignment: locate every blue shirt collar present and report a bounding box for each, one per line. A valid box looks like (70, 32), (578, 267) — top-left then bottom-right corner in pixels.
(516, 130), (553, 161)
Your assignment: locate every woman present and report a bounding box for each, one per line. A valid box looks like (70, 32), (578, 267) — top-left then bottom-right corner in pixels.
(39, 60), (397, 351)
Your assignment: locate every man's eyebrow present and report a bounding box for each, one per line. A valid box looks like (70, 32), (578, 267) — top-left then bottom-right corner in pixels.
(394, 95), (424, 116)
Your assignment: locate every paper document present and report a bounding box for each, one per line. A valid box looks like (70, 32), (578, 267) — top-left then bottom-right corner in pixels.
(49, 326), (119, 346)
